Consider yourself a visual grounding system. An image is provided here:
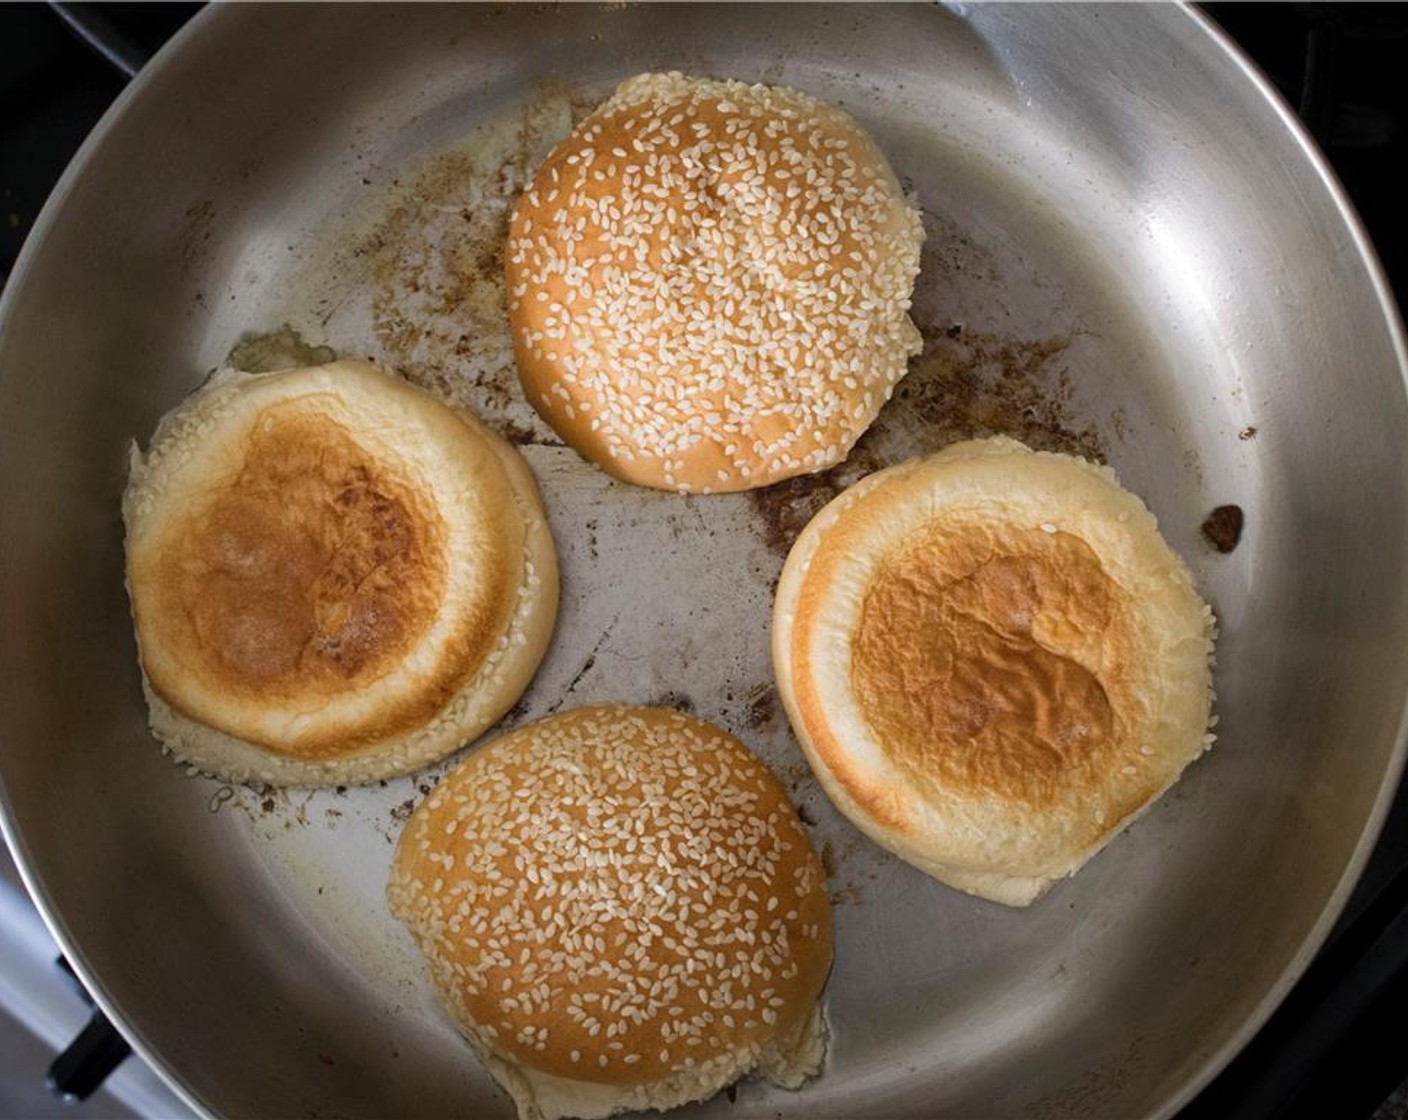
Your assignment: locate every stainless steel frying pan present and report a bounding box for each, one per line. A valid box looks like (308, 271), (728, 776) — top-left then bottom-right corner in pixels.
(2, 4), (1406, 1118)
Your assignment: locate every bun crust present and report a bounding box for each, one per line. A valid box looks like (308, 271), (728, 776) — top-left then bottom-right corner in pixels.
(773, 438), (1216, 906)
(506, 72), (923, 493)
(388, 706), (832, 1117)
(123, 360), (558, 786)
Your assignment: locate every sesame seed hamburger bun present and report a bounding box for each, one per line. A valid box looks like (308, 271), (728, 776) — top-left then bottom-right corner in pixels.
(123, 359), (558, 787)
(773, 437), (1216, 906)
(506, 71), (924, 494)
(387, 706), (833, 1120)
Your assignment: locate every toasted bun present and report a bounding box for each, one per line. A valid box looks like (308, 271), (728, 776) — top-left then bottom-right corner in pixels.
(388, 706), (832, 1119)
(506, 71), (923, 494)
(773, 438), (1216, 906)
(123, 359), (558, 787)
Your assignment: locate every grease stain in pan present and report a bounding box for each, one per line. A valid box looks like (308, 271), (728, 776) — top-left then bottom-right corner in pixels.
(226, 323), (336, 374)
(746, 319), (1106, 563)
(304, 82), (582, 448)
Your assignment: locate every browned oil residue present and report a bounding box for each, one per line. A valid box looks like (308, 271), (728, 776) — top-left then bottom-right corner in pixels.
(500, 694), (534, 729)
(496, 418), (544, 446)
(228, 783), (318, 829)
(748, 324), (1101, 558)
(1202, 504), (1244, 553)
(831, 883), (864, 906)
(1239, 425), (1259, 441)
(783, 762), (810, 787)
(747, 441), (884, 560)
(744, 684), (780, 734)
(338, 86), (579, 446)
(182, 199), (216, 275)
(1028, 1036), (1148, 1120)
(827, 831), (877, 906)
(649, 691), (697, 715)
(364, 154), (519, 408)
(893, 325), (1103, 461)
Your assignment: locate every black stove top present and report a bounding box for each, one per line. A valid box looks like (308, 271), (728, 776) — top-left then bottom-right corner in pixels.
(2, 5), (1406, 1118)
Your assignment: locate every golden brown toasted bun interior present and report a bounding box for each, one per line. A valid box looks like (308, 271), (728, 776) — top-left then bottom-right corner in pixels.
(388, 706), (832, 1119)
(123, 359), (558, 787)
(773, 437), (1216, 906)
(506, 71), (924, 493)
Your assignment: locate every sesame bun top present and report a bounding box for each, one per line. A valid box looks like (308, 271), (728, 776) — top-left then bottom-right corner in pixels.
(387, 706), (832, 1113)
(506, 72), (924, 493)
(773, 438), (1217, 906)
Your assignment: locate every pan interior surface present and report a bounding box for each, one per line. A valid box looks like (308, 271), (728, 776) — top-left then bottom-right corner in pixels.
(0, 5), (1405, 1119)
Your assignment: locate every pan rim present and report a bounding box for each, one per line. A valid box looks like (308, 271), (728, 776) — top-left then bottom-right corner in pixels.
(0, 3), (227, 1111)
(0, 4), (1404, 1118)
(1149, 2), (1408, 1114)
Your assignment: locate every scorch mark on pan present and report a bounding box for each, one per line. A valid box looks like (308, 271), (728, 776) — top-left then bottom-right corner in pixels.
(546, 613), (622, 716)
